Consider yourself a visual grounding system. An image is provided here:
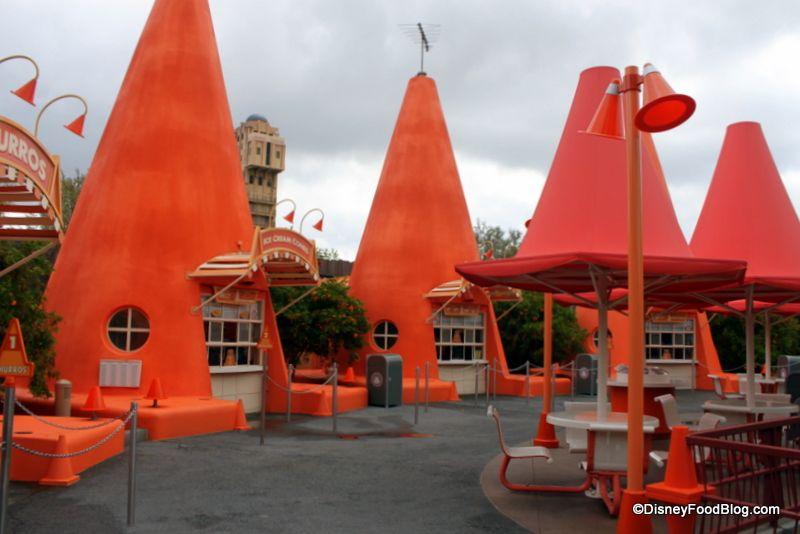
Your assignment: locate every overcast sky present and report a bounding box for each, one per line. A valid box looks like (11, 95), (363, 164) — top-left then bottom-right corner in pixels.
(3, 1), (800, 259)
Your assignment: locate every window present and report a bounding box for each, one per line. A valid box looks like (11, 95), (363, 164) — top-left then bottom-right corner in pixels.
(202, 297), (264, 367)
(372, 321), (398, 350)
(256, 146), (261, 155)
(107, 308), (150, 352)
(433, 312), (484, 362)
(266, 142), (272, 165)
(258, 175), (263, 186)
(646, 319), (695, 360)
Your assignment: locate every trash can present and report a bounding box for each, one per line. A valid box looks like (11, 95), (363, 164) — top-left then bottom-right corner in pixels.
(367, 354), (403, 407)
(778, 356), (800, 401)
(574, 353), (598, 396)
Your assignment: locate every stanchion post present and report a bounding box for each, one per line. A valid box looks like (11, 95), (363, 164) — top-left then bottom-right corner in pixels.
(474, 364), (479, 406)
(424, 361), (429, 412)
(485, 364), (490, 408)
(414, 367), (420, 425)
(127, 401), (138, 527)
(384, 359), (389, 410)
(492, 360), (497, 401)
(525, 361), (530, 404)
(260, 357), (267, 446)
(332, 363), (338, 435)
(0, 381), (15, 534)
(286, 364), (293, 423)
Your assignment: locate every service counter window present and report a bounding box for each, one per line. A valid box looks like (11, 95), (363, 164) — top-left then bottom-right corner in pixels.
(433, 311), (485, 362)
(645, 318), (695, 360)
(202, 294), (263, 368)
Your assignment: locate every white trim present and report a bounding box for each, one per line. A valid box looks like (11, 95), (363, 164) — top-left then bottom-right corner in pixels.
(210, 365), (263, 374)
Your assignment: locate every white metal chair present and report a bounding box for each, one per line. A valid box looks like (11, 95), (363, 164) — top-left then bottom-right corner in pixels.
(708, 374), (744, 400)
(487, 405), (552, 491)
(655, 394), (702, 430)
(649, 413), (727, 467)
(564, 401), (610, 453)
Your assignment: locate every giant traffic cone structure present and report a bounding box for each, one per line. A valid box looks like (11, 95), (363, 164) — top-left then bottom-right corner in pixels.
(44, 0), (256, 398)
(348, 73), (490, 401)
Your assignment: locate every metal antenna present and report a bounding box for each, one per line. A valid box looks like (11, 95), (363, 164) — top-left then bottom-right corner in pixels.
(399, 23), (441, 75)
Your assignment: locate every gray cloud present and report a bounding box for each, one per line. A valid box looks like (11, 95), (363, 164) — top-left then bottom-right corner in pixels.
(3, 0), (800, 257)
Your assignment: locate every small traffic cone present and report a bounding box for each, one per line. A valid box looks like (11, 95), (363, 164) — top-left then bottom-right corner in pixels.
(533, 413), (559, 448)
(39, 434), (80, 486)
(343, 367), (355, 382)
(233, 399), (250, 431)
(144, 378), (167, 407)
(646, 426), (705, 505)
(616, 489), (652, 534)
(82, 386), (106, 419)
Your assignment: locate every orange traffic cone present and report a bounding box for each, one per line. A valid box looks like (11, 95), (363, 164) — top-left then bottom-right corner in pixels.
(82, 386), (106, 419)
(39, 434), (80, 486)
(233, 399), (250, 431)
(616, 489), (652, 534)
(533, 413), (559, 448)
(582, 79), (624, 140)
(343, 367), (355, 382)
(144, 378), (167, 407)
(646, 426), (705, 505)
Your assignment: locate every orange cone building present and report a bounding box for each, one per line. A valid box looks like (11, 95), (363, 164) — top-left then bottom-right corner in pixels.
(348, 73), (560, 400)
(44, 0), (254, 398)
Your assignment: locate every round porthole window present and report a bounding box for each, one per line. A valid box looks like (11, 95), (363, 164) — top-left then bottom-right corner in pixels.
(107, 308), (150, 352)
(372, 321), (398, 350)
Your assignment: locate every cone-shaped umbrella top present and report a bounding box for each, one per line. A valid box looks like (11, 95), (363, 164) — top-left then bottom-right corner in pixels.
(457, 66), (745, 296)
(44, 0), (254, 396)
(348, 74), (478, 375)
(690, 122), (800, 298)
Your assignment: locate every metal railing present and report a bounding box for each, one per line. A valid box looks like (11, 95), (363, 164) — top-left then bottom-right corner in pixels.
(687, 416), (800, 533)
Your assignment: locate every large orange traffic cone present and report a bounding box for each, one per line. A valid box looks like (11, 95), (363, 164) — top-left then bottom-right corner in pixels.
(646, 425), (705, 505)
(82, 386), (106, 419)
(233, 399), (250, 431)
(39, 434), (80, 486)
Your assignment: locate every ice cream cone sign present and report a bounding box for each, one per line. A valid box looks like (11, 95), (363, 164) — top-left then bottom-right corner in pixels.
(257, 331), (273, 350)
(0, 319), (34, 378)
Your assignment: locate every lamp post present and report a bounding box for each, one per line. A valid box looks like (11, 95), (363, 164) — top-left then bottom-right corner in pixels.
(1, 55), (40, 106)
(585, 63), (695, 532)
(34, 94), (89, 138)
(299, 208), (325, 234)
(276, 198), (297, 229)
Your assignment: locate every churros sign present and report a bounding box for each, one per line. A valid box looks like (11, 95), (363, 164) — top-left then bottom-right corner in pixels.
(0, 116), (56, 191)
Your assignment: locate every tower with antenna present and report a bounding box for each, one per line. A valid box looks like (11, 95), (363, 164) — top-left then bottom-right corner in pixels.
(400, 23), (440, 75)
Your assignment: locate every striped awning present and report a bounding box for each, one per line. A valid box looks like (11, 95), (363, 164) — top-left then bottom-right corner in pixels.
(424, 278), (522, 303)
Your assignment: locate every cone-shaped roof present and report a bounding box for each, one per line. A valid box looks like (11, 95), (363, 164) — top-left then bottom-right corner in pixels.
(44, 0), (253, 395)
(348, 74), (478, 375)
(690, 122), (800, 299)
(457, 66), (744, 296)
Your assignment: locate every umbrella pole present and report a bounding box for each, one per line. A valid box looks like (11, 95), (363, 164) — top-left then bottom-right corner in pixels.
(534, 293), (559, 447)
(596, 293), (609, 420)
(745, 289), (756, 409)
(764, 312), (772, 380)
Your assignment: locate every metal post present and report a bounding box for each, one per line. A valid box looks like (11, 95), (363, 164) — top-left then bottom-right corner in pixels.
(474, 364), (479, 406)
(384, 360), (389, 410)
(424, 361), (429, 413)
(127, 402), (138, 527)
(260, 354), (267, 446)
(286, 364), (293, 422)
(492, 360), (497, 401)
(414, 367), (420, 425)
(332, 363), (338, 434)
(485, 364), (490, 407)
(525, 361), (530, 404)
(0, 383), (15, 534)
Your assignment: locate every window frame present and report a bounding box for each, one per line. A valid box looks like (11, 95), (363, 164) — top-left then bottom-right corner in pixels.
(645, 318), (695, 361)
(372, 320), (399, 350)
(202, 295), (265, 369)
(107, 307), (150, 352)
(433, 311), (486, 363)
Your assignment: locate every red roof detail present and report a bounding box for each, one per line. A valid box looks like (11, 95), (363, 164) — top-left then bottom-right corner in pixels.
(690, 122), (800, 298)
(44, 0), (254, 396)
(456, 67), (745, 296)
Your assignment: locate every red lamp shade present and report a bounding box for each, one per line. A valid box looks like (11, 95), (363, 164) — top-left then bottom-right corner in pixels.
(283, 209), (295, 224)
(635, 63), (695, 133)
(582, 79), (624, 140)
(313, 217), (324, 232)
(11, 77), (37, 106)
(82, 386), (106, 412)
(64, 113), (86, 138)
(483, 249), (494, 260)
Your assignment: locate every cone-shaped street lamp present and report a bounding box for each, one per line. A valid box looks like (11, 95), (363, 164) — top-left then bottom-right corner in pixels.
(1, 55), (40, 106)
(34, 94), (89, 138)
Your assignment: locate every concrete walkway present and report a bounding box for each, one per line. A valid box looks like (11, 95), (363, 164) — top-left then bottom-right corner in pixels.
(4, 390), (715, 533)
